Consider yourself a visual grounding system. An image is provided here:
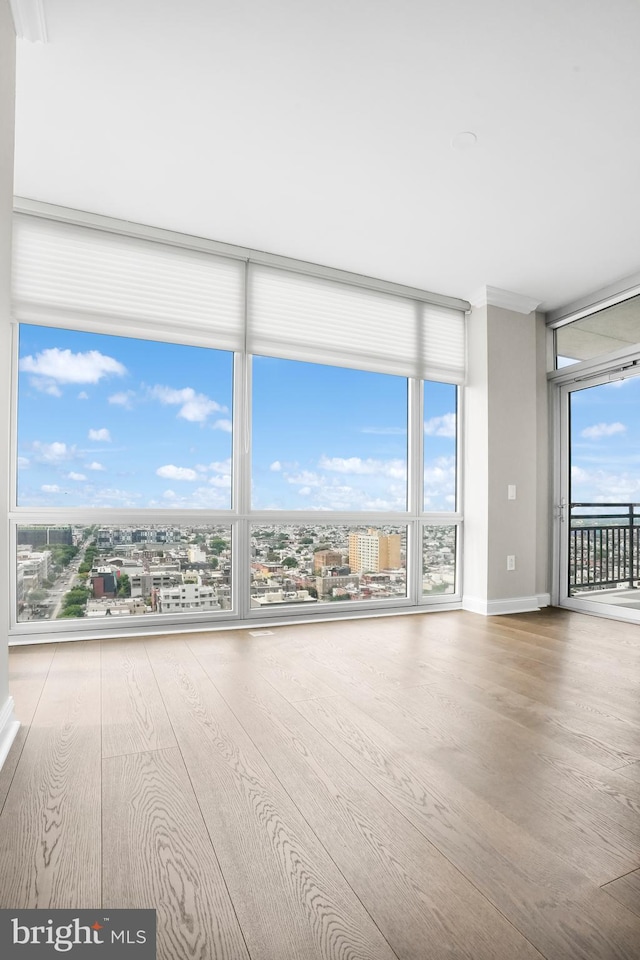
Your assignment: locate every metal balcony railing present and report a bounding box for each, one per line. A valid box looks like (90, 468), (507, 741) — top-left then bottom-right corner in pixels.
(569, 502), (640, 591)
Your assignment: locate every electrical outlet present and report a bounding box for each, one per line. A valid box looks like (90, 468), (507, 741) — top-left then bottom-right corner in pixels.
(508, 484), (516, 500)
(507, 555), (516, 571)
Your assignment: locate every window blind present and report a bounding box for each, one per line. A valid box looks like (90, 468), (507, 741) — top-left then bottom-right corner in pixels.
(248, 264), (466, 382)
(11, 214), (245, 349)
(12, 211), (466, 382)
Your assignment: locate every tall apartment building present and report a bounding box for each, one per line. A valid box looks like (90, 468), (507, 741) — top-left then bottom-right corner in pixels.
(348, 530), (401, 573)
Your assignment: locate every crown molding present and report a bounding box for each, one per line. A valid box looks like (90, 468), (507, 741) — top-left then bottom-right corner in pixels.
(9, 0), (48, 42)
(470, 285), (541, 314)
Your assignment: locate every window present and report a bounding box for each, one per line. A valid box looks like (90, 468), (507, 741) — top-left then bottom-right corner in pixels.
(16, 523), (232, 622)
(11, 208), (466, 636)
(250, 524), (407, 608)
(553, 294), (640, 369)
(17, 325), (233, 509)
(424, 381), (457, 512)
(423, 525), (457, 596)
(252, 358), (407, 511)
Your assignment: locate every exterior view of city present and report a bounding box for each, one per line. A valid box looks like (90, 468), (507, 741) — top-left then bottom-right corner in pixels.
(17, 524), (232, 622)
(16, 523), (456, 622)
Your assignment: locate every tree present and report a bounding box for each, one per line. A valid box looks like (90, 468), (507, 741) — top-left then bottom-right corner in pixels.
(283, 557), (298, 568)
(117, 573), (131, 597)
(209, 556), (219, 570)
(57, 605), (85, 619)
(27, 588), (48, 609)
(209, 537), (228, 555)
(63, 587), (90, 608)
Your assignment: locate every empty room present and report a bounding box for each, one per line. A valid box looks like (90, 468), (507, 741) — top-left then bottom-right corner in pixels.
(0, 2), (639, 958)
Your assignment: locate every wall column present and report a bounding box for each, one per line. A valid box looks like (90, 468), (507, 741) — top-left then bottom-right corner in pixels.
(463, 287), (549, 615)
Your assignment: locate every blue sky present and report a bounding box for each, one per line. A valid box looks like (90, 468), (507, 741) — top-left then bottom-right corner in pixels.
(17, 325), (457, 511)
(18, 325), (233, 508)
(253, 358), (456, 510)
(570, 375), (640, 504)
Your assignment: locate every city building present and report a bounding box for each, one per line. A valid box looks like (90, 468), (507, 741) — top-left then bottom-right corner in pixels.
(315, 572), (360, 599)
(16, 525), (72, 548)
(1, 6), (640, 960)
(157, 582), (221, 613)
(313, 549), (343, 572)
(348, 531), (402, 573)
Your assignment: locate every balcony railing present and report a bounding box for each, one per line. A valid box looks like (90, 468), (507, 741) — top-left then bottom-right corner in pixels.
(570, 502), (640, 592)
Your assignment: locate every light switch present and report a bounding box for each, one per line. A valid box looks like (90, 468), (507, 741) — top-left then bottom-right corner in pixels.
(508, 484), (516, 500)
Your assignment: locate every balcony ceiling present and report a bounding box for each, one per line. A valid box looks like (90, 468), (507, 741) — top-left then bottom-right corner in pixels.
(11, 0), (640, 312)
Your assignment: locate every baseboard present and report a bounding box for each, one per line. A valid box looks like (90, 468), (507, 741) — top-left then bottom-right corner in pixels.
(462, 595), (542, 616)
(537, 592), (551, 608)
(0, 696), (20, 772)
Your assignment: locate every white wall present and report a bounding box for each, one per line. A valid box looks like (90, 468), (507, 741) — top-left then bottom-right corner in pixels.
(463, 299), (549, 614)
(0, 0), (18, 770)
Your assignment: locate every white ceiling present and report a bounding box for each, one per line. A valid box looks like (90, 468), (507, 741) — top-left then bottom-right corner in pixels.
(11, 0), (640, 311)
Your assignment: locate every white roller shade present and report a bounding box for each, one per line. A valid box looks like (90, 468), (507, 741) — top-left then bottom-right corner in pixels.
(248, 264), (466, 382)
(12, 214), (245, 349)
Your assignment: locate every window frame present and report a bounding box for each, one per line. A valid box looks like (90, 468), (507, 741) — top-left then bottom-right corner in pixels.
(9, 205), (465, 642)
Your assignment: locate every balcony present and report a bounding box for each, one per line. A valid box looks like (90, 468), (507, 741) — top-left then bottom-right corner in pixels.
(569, 502), (640, 608)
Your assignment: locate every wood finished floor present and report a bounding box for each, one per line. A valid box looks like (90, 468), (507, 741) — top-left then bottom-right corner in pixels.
(1, 607), (640, 959)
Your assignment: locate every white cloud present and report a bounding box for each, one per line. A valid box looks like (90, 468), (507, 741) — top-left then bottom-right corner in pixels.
(108, 390), (136, 408)
(19, 348), (126, 390)
(270, 461), (283, 472)
(318, 455), (406, 480)
(88, 428), (111, 442)
(209, 474), (232, 488)
(580, 422), (626, 440)
(147, 485), (230, 509)
(78, 391), (89, 400)
(88, 487), (142, 508)
(286, 469), (322, 487)
(213, 418), (233, 432)
(570, 464), (640, 501)
(149, 385), (226, 423)
(298, 486), (312, 496)
(67, 472), (87, 481)
(41, 484), (60, 493)
(18, 456), (29, 469)
(85, 461), (106, 471)
(30, 379), (62, 397)
(424, 412), (456, 438)
(156, 464), (198, 481)
(31, 441), (76, 462)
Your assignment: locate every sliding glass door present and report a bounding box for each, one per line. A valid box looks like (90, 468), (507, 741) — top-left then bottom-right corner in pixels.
(557, 366), (640, 620)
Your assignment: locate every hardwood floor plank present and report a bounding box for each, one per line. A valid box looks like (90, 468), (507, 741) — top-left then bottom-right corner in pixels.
(254, 652), (337, 703)
(294, 691), (640, 960)
(0, 642), (101, 908)
(101, 639), (176, 758)
(103, 747), (249, 960)
(620, 761), (640, 783)
(145, 638), (400, 960)
(603, 870), (640, 918)
(0, 644), (58, 811)
(193, 653), (545, 960)
(388, 641), (640, 769)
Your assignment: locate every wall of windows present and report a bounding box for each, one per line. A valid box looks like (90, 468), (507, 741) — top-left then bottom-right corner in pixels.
(10, 205), (466, 639)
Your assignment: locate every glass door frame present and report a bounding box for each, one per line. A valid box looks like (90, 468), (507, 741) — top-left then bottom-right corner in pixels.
(552, 356), (640, 622)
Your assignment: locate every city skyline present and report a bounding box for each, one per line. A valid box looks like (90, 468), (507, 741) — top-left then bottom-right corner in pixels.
(17, 325), (457, 512)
